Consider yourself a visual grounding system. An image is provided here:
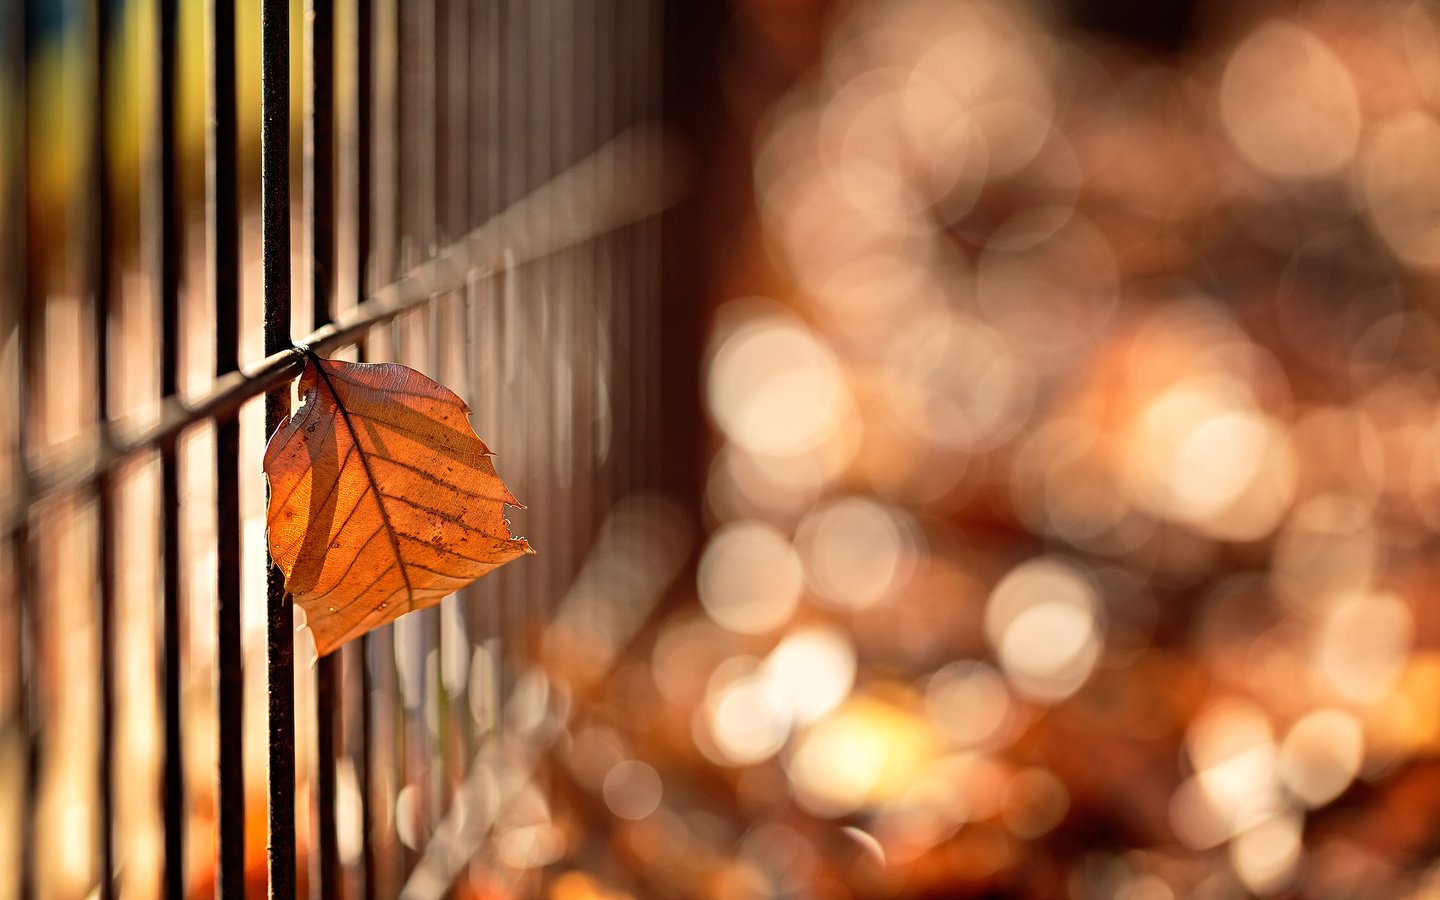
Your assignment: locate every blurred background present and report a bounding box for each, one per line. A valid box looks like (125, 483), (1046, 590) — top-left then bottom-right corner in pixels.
(12, 0), (1440, 897)
(658, 0), (1440, 896)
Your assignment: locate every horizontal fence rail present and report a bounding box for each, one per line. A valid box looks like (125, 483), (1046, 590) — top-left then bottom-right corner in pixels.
(1, 0), (669, 896)
(4, 125), (681, 536)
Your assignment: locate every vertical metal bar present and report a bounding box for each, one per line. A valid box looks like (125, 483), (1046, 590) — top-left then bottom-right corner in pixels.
(469, 0), (490, 229)
(396, 0), (416, 263)
(572, 0), (597, 573)
(313, 656), (340, 898)
(558, 0), (577, 589)
(499, 0), (523, 785)
(432, 0), (448, 247)
(463, 4), (498, 812)
(372, 0), (400, 889)
(442, 0), (471, 794)
(610, 0), (624, 505)
(484, 0), (503, 761)
(358, 637), (376, 899)
(620, 1), (637, 500)
(634, 0), (647, 490)
(156, 0), (187, 893)
(355, 0), (372, 360)
(354, 0), (378, 894)
(13, 0), (39, 894)
(531, 0), (553, 611)
(90, 0), (117, 895)
(209, 0), (245, 893)
(553, 0), (575, 589)
(262, 0), (298, 894)
(641, 0), (661, 490)
(309, 0), (336, 334)
(420, 0), (443, 843)
(392, 0), (416, 879)
(444, 0), (465, 244)
(307, 0), (341, 892)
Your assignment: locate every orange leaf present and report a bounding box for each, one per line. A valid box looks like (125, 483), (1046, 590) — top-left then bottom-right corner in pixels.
(262, 353), (533, 656)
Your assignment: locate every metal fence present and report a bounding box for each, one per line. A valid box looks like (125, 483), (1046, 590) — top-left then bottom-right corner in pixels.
(2, 0), (670, 895)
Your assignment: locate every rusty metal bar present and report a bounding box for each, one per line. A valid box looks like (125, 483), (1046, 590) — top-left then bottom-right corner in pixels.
(262, 0), (298, 892)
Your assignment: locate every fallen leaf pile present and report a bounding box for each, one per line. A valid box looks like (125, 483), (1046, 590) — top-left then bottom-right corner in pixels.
(263, 352), (532, 656)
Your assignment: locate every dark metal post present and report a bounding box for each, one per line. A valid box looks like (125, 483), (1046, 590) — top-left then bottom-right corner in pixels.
(208, 0), (246, 894)
(353, 0), (378, 894)
(307, 0), (341, 892)
(12, 0), (39, 894)
(261, 0), (298, 894)
(89, 0), (117, 895)
(155, 0), (187, 894)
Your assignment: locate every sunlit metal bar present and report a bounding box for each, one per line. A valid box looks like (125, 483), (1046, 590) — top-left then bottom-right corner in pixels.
(552, 0), (577, 597)
(459, 0), (488, 783)
(307, 0), (341, 891)
(89, 0), (117, 895)
(602, 3), (632, 504)
(568, 0), (596, 585)
(481, 0), (504, 770)
(530, 0), (555, 611)
(314, 651), (340, 898)
(507, 0), (531, 774)
(642, 0), (662, 489)
(353, 0), (379, 892)
(391, 0), (416, 880)
(261, 0), (298, 892)
(155, 0), (187, 894)
(13, 0), (39, 894)
(589, 0), (613, 577)
(441, 0), (473, 799)
(208, 0), (245, 894)
(421, 0), (446, 847)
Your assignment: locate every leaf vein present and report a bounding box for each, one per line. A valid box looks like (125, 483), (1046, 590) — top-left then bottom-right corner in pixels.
(370, 455), (500, 502)
(309, 356), (416, 600)
(326, 583), (408, 651)
(345, 406), (482, 458)
(379, 490), (485, 531)
(271, 434), (355, 522)
(396, 531), (520, 567)
(319, 520), (384, 595)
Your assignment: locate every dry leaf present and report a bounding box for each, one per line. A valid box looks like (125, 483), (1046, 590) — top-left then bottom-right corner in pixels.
(262, 353), (533, 656)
